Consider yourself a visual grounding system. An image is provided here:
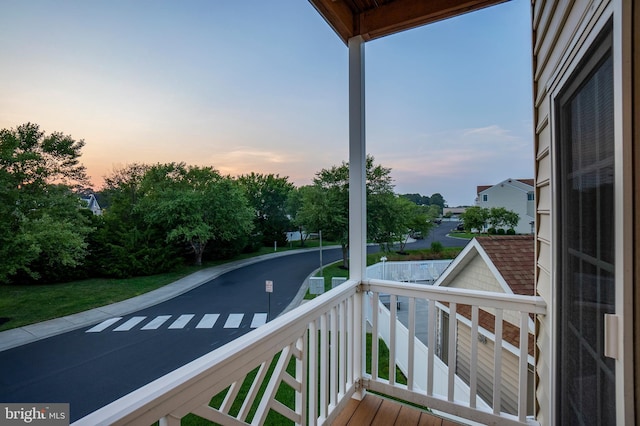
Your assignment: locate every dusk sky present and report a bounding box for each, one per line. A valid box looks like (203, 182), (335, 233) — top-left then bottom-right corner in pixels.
(0, 0), (533, 207)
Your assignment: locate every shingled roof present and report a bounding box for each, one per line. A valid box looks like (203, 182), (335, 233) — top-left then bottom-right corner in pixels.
(474, 235), (534, 296)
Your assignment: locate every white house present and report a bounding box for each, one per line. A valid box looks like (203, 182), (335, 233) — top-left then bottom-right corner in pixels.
(80, 194), (102, 216)
(476, 178), (534, 234)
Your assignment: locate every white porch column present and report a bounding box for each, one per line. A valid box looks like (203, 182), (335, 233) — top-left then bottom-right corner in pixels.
(348, 35), (366, 281)
(348, 35), (366, 398)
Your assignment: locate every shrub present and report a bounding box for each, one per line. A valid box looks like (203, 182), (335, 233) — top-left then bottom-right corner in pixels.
(487, 227), (496, 235)
(430, 241), (443, 253)
(496, 228), (506, 235)
(506, 228), (516, 235)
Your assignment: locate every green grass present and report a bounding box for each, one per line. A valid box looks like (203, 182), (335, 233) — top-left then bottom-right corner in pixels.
(177, 333), (412, 425)
(447, 231), (476, 239)
(0, 241), (339, 332)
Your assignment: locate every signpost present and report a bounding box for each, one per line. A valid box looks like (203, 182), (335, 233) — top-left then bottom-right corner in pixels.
(266, 280), (273, 321)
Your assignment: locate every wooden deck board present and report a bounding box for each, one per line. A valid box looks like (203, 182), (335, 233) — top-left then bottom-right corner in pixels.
(330, 393), (462, 426)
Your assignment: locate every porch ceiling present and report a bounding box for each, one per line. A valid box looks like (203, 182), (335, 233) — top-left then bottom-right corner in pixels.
(308, 0), (508, 44)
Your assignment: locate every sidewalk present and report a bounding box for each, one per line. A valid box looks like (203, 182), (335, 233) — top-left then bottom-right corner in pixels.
(0, 247), (323, 352)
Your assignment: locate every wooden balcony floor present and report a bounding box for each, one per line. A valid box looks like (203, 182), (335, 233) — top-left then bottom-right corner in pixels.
(332, 393), (465, 426)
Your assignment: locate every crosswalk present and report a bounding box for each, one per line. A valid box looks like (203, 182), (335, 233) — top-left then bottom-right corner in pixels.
(86, 313), (268, 333)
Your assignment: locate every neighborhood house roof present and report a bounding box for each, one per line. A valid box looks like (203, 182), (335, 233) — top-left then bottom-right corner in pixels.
(474, 235), (535, 296)
(476, 178), (534, 195)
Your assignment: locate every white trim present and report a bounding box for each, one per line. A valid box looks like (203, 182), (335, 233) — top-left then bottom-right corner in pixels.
(613, 0), (635, 421)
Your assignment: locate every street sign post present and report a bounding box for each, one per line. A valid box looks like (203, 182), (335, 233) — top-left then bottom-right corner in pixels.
(265, 280), (273, 321)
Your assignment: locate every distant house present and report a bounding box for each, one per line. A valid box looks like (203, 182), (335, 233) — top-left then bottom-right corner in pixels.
(442, 207), (466, 218)
(476, 178), (534, 234)
(434, 235), (535, 416)
(81, 194), (102, 216)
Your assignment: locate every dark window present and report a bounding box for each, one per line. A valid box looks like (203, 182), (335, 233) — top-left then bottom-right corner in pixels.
(527, 193), (534, 201)
(556, 23), (615, 425)
(482, 194), (488, 202)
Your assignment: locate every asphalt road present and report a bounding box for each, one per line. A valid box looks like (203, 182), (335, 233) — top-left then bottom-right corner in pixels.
(0, 221), (465, 421)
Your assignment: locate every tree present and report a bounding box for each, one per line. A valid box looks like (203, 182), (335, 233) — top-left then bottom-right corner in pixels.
(429, 193), (446, 213)
(460, 206), (488, 233)
(237, 173), (294, 247)
(95, 163), (183, 277)
(136, 163), (254, 266)
(297, 156), (394, 268)
(487, 207), (520, 232)
(399, 193), (431, 205)
(287, 185), (314, 247)
(398, 200), (434, 253)
(0, 123), (93, 283)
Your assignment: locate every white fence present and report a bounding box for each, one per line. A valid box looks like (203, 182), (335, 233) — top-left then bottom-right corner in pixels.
(366, 260), (452, 283)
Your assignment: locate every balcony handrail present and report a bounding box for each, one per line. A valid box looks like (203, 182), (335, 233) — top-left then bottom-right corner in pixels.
(73, 280), (361, 426)
(364, 278), (547, 314)
(73, 277), (546, 426)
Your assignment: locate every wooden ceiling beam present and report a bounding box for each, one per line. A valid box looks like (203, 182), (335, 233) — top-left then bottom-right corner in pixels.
(309, 0), (357, 43)
(359, 0), (507, 41)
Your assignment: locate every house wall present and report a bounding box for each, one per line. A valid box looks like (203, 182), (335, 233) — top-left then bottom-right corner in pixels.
(533, 0), (636, 423)
(476, 181), (534, 234)
(445, 254), (520, 326)
(440, 252), (534, 415)
(456, 321), (533, 416)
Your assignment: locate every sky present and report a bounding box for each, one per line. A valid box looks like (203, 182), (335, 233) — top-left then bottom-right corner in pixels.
(0, 0), (533, 207)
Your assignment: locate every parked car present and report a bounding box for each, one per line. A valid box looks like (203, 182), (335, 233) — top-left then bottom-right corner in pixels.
(455, 223), (465, 231)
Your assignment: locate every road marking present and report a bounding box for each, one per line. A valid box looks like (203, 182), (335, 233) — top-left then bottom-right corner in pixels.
(168, 314), (195, 329)
(141, 315), (172, 330)
(224, 314), (244, 328)
(196, 314), (220, 329)
(250, 313), (267, 328)
(113, 316), (146, 331)
(86, 317), (122, 333)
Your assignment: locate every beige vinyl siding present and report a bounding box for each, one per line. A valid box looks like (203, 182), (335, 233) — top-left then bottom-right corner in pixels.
(444, 254), (522, 326)
(444, 255), (503, 294)
(455, 321), (533, 415)
(532, 0), (609, 423)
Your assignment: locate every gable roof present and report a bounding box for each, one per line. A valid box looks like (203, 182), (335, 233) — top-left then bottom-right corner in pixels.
(435, 235), (535, 356)
(476, 178), (534, 195)
(474, 235), (534, 296)
(435, 235), (534, 296)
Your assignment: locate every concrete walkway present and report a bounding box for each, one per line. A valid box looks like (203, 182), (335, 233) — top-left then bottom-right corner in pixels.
(0, 247), (325, 352)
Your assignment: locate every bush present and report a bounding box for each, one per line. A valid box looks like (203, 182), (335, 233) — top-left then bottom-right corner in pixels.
(430, 241), (443, 253)
(506, 228), (516, 235)
(487, 227), (496, 235)
(496, 228), (506, 235)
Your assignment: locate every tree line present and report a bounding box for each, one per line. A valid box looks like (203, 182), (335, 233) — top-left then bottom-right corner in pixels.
(0, 123), (444, 285)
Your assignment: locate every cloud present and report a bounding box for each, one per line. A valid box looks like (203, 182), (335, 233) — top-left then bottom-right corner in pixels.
(370, 124), (534, 205)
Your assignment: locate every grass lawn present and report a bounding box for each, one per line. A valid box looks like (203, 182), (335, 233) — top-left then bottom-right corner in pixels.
(0, 240), (336, 332)
(178, 333), (410, 425)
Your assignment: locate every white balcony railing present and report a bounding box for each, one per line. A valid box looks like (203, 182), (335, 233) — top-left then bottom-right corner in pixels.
(74, 278), (546, 426)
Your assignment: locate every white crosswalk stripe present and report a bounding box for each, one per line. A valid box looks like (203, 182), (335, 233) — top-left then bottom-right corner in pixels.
(113, 316), (146, 331)
(250, 313), (267, 328)
(85, 313), (268, 333)
(86, 317), (122, 333)
(196, 314), (220, 329)
(141, 315), (171, 330)
(168, 314), (194, 329)
(223, 314), (244, 328)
